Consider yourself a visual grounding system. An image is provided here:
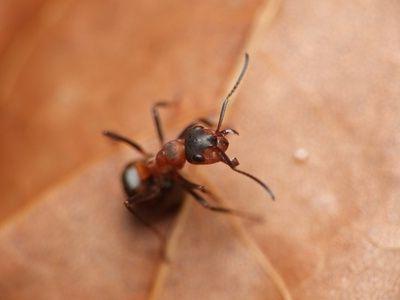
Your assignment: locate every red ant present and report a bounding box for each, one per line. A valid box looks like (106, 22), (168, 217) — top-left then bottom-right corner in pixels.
(103, 54), (274, 253)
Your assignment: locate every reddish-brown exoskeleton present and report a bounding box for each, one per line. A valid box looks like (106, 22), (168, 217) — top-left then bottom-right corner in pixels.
(103, 54), (274, 251)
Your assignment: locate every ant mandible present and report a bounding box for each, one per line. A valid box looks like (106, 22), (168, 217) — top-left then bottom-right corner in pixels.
(103, 53), (275, 248)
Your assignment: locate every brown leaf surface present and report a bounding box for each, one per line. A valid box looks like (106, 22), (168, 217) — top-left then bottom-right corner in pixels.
(1, 0), (400, 299)
(0, 0), (263, 220)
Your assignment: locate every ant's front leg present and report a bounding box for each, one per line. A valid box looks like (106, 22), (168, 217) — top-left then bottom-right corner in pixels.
(175, 172), (207, 193)
(176, 172), (260, 220)
(124, 192), (168, 260)
(176, 172), (225, 206)
(178, 118), (238, 139)
(182, 186), (261, 221)
(220, 128), (239, 136)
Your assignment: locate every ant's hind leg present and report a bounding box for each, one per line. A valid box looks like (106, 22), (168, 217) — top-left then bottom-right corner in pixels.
(124, 200), (169, 260)
(103, 131), (150, 157)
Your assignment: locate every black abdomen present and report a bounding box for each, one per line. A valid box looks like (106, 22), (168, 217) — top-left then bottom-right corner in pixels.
(122, 162), (147, 197)
(122, 161), (184, 222)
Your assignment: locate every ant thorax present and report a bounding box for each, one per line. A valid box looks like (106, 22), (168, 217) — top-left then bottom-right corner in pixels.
(155, 139), (186, 172)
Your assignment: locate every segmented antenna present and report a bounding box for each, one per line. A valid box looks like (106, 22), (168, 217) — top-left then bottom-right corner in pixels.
(231, 168), (275, 201)
(217, 149), (275, 201)
(216, 53), (250, 132)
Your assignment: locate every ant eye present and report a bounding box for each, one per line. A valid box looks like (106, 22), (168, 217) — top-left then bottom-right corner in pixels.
(192, 154), (205, 163)
(207, 135), (217, 145)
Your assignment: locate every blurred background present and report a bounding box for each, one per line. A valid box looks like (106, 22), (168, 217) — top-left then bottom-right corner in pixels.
(0, 0), (399, 299)
(0, 0), (257, 221)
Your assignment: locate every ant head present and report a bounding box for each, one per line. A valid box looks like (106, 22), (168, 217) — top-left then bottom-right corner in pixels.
(184, 53), (249, 166)
(184, 125), (234, 165)
(184, 53), (275, 201)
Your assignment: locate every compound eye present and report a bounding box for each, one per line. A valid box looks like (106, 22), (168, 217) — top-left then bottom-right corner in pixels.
(207, 135), (217, 146)
(192, 154), (205, 163)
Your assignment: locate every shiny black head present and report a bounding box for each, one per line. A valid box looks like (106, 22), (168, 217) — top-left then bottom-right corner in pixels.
(182, 53), (275, 200)
(185, 125), (229, 164)
(184, 53), (249, 165)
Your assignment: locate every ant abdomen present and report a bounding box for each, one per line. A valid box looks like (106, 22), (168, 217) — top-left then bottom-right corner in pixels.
(122, 160), (183, 221)
(122, 161), (150, 197)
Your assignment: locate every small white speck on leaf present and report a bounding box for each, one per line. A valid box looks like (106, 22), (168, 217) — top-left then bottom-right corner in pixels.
(293, 148), (309, 163)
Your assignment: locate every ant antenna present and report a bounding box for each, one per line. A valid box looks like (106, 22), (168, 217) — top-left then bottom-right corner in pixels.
(217, 150), (275, 201)
(216, 53), (250, 132)
(231, 168), (275, 201)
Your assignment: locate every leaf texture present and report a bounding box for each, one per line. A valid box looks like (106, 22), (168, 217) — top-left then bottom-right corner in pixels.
(1, 0), (400, 299)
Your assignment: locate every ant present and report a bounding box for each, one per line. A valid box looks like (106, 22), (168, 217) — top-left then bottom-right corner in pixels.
(103, 53), (275, 255)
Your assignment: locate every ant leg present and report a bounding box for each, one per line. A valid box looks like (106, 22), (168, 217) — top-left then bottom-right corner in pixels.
(182, 186), (260, 221)
(176, 172), (222, 204)
(124, 201), (165, 242)
(127, 186), (161, 204)
(196, 117), (215, 127)
(220, 128), (239, 136)
(175, 172), (207, 192)
(152, 101), (173, 146)
(177, 174), (225, 207)
(124, 200), (168, 260)
(178, 119), (238, 138)
(153, 102), (215, 143)
(103, 131), (150, 157)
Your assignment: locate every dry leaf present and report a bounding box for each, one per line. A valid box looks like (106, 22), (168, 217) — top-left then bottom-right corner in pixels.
(0, 0), (263, 220)
(1, 0), (400, 299)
